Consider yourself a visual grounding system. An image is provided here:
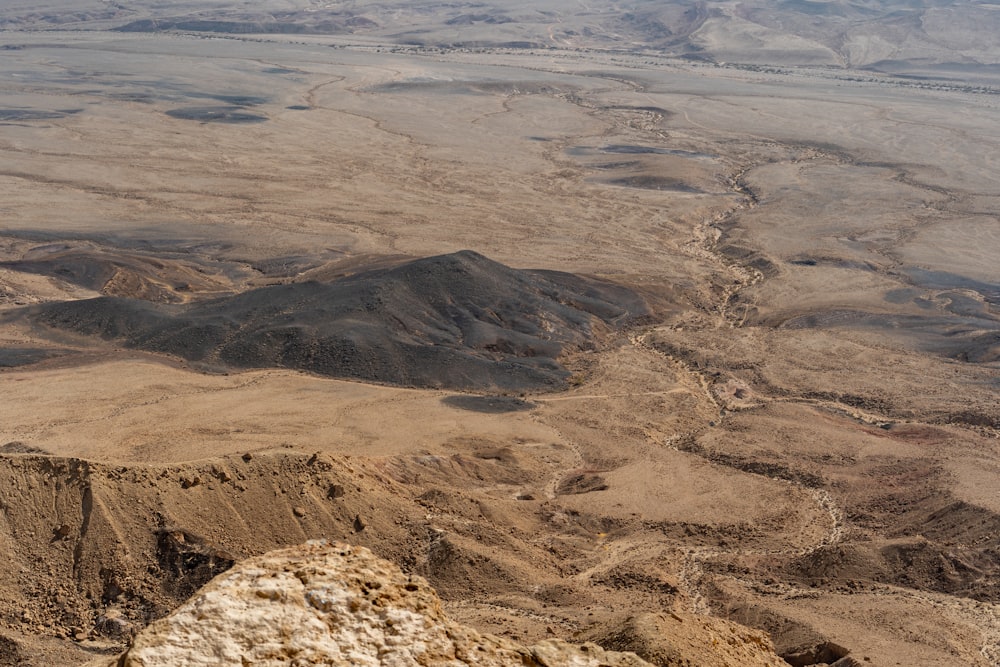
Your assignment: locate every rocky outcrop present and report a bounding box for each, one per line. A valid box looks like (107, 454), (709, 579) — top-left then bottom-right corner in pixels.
(87, 541), (653, 667)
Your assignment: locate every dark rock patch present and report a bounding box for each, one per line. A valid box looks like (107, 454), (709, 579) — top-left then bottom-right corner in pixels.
(600, 144), (703, 157)
(591, 160), (643, 171)
(165, 106), (267, 124)
(0, 348), (63, 367)
(445, 14), (514, 25)
(0, 109), (81, 122)
(204, 94), (267, 106)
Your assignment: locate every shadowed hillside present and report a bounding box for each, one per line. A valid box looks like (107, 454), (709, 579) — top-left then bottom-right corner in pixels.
(25, 251), (649, 391)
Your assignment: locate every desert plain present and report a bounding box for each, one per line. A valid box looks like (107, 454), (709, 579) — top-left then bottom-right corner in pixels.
(0, 0), (997, 665)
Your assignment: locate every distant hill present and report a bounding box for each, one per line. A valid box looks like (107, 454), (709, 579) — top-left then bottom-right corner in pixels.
(27, 251), (649, 391)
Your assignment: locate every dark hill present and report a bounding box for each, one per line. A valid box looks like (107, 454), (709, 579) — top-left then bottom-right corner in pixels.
(0, 245), (248, 302)
(26, 251), (649, 391)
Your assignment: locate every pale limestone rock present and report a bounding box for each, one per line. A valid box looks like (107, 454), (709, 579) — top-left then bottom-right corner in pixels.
(88, 541), (652, 667)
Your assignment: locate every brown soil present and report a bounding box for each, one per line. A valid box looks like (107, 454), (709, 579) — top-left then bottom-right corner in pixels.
(0, 3), (998, 666)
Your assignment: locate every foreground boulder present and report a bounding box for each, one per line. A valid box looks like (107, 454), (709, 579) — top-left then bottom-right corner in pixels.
(88, 541), (652, 666)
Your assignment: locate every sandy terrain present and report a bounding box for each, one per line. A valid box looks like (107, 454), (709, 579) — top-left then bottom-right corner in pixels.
(0, 1), (997, 665)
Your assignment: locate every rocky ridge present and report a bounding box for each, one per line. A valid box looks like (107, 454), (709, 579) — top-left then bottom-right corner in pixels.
(0, 449), (824, 667)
